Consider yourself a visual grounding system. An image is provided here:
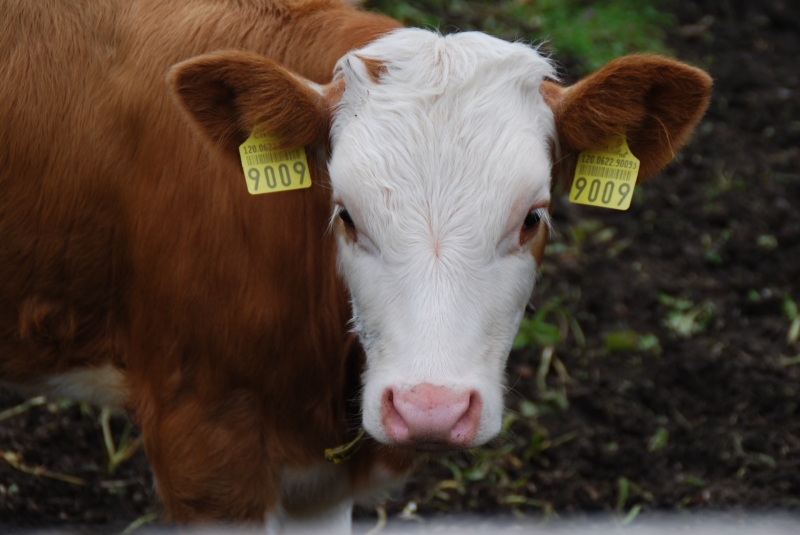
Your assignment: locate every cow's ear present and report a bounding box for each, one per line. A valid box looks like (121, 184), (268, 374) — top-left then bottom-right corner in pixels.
(168, 50), (340, 158)
(542, 55), (712, 184)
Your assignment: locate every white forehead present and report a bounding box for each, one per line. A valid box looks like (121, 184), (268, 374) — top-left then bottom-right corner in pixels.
(329, 29), (556, 247)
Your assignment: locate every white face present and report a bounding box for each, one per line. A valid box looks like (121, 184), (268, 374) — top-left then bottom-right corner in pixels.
(329, 29), (556, 450)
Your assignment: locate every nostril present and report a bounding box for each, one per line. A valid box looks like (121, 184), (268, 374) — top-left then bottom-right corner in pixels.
(381, 388), (409, 442)
(449, 391), (482, 445)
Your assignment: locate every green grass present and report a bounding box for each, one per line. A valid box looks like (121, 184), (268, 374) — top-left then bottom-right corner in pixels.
(522, 0), (670, 71)
(368, 0), (672, 73)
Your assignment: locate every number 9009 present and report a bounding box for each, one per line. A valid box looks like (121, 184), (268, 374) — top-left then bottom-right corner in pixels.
(247, 161), (307, 191)
(571, 176), (632, 208)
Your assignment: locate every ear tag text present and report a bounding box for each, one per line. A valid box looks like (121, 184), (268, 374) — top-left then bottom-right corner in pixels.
(570, 134), (639, 211)
(238, 131), (311, 195)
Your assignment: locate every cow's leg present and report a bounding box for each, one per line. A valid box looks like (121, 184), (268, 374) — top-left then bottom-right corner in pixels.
(135, 390), (278, 522)
(267, 462), (354, 534)
(266, 498), (353, 535)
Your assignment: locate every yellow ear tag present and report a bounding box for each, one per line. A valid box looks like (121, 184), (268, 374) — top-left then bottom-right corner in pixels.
(570, 134), (640, 210)
(238, 131), (311, 195)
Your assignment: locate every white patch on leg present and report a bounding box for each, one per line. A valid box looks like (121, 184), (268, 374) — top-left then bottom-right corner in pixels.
(265, 460), (409, 534)
(42, 364), (128, 407)
(267, 497), (353, 535)
(266, 463), (357, 534)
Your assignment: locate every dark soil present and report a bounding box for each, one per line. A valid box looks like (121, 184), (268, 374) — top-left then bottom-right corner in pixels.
(388, 0), (800, 519)
(1, 0), (798, 532)
(0, 401), (156, 533)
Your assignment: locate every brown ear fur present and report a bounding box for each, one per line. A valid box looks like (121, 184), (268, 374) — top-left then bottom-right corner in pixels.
(168, 50), (330, 156)
(543, 55), (712, 186)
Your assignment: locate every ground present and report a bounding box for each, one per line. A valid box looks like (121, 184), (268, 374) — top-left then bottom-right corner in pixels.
(0, 0), (798, 532)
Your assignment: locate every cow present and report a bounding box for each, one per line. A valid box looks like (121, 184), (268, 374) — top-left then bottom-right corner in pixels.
(0, 0), (712, 531)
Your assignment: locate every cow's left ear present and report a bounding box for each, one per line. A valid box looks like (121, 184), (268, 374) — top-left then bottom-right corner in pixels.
(541, 55), (712, 183)
(168, 50), (341, 159)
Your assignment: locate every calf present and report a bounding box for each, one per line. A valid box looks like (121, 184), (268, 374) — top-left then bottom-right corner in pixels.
(0, 0), (711, 530)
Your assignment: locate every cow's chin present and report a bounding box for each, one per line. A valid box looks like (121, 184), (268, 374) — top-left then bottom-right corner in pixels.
(398, 442), (469, 453)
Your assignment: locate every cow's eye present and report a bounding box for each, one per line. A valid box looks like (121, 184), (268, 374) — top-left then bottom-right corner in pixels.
(522, 209), (542, 231)
(339, 209), (355, 228)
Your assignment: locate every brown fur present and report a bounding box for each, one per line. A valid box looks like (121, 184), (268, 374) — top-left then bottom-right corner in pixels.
(357, 57), (389, 84)
(169, 50), (332, 155)
(529, 225), (549, 267)
(541, 55), (712, 190)
(0, 0), (404, 523)
(0, 0), (709, 524)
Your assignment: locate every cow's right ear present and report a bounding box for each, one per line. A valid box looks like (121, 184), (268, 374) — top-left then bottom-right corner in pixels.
(168, 50), (341, 158)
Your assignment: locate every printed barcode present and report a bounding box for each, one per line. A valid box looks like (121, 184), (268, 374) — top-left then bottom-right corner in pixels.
(578, 164), (632, 181)
(245, 149), (301, 166)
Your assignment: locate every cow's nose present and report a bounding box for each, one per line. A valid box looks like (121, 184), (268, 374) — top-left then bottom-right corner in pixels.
(381, 384), (481, 449)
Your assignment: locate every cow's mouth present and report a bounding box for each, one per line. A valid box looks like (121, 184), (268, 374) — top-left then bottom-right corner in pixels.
(404, 441), (470, 452)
